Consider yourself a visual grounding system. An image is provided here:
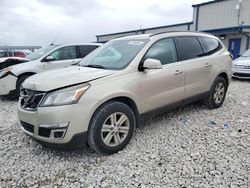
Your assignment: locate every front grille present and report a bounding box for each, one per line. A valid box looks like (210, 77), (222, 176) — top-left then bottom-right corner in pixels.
(20, 121), (34, 133)
(38, 127), (51, 138)
(20, 87), (45, 110)
(236, 65), (250, 70)
(233, 72), (250, 77)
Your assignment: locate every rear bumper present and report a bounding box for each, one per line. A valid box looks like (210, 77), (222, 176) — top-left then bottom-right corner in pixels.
(0, 74), (17, 95)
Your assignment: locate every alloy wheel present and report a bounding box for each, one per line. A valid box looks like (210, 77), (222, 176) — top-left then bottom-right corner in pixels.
(214, 82), (225, 104)
(101, 112), (130, 147)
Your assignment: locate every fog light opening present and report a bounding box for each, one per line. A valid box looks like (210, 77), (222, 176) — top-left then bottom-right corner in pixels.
(39, 122), (69, 139)
(50, 129), (67, 139)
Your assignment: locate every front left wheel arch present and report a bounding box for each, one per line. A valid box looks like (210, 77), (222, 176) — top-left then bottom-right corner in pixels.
(15, 72), (36, 97)
(90, 96), (141, 129)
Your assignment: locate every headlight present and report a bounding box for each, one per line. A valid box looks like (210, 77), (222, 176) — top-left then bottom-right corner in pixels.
(40, 83), (91, 107)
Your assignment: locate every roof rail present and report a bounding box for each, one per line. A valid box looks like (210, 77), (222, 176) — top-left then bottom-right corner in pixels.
(149, 30), (213, 37)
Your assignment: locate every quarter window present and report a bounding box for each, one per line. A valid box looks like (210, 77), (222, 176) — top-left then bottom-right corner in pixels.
(79, 45), (99, 58)
(199, 37), (222, 55)
(176, 36), (203, 60)
(49, 46), (77, 61)
(144, 38), (177, 65)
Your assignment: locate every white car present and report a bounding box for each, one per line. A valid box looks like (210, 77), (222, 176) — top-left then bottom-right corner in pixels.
(0, 43), (102, 97)
(232, 49), (250, 79)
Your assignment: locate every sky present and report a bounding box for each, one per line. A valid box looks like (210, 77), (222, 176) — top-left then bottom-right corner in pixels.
(0, 0), (208, 47)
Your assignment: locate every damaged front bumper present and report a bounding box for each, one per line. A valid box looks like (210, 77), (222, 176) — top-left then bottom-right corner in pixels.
(0, 72), (17, 95)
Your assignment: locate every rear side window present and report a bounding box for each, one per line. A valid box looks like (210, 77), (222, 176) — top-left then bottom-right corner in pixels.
(144, 38), (177, 65)
(199, 37), (222, 55)
(78, 45), (99, 58)
(176, 36), (203, 61)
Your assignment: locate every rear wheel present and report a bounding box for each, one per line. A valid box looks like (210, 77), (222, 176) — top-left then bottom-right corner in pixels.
(204, 76), (228, 109)
(87, 101), (136, 154)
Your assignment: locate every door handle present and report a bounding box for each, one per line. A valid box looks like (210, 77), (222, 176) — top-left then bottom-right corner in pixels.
(204, 63), (211, 67)
(174, 70), (183, 75)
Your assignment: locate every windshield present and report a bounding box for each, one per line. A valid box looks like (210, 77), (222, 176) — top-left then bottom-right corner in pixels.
(241, 49), (250, 57)
(79, 39), (149, 70)
(26, 45), (58, 60)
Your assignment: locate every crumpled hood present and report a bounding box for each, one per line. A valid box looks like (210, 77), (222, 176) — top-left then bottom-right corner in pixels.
(23, 66), (115, 91)
(0, 57), (30, 62)
(0, 57), (30, 70)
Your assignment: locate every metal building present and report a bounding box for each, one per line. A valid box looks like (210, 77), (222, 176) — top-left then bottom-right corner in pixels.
(96, 0), (250, 59)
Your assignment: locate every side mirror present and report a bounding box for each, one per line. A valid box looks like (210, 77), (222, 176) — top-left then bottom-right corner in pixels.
(143, 58), (162, 70)
(44, 56), (54, 62)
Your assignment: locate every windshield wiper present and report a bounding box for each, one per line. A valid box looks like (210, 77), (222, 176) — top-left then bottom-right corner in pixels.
(83, 64), (106, 69)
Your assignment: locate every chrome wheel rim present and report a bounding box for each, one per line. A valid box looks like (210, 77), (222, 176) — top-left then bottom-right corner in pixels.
(101, 112), (130, 147)
(214, 83), (225, 104)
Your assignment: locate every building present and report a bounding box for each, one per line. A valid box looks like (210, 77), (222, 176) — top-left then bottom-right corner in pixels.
(96, 0), (250, 59)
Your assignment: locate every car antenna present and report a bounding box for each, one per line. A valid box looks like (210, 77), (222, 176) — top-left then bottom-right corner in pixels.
(50, 38), (57, 46)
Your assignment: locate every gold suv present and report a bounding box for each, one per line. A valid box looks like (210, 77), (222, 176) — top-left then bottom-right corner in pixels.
(18, 32), (232, 154)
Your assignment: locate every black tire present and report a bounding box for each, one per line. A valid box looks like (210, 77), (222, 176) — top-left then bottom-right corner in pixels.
(87, 101), (136, 155)
(204, 76), (228, 109)
(16, 75), (31, 97)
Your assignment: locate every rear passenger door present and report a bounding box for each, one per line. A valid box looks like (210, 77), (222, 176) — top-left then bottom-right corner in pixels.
(44, 46), (79, 70)
(139, 38), (185, 113)
(175, 36), (212, 99)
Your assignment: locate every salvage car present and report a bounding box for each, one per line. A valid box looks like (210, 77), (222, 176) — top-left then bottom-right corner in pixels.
(232, 49), (250, 79)
(0, 43), (102, 97)
(18, 32), (232, 154)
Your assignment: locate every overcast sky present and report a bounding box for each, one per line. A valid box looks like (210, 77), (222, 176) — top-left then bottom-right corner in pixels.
(0, 0), (208, 47)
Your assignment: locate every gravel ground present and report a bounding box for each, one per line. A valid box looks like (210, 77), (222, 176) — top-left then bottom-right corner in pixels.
(0, 80), (249, 188)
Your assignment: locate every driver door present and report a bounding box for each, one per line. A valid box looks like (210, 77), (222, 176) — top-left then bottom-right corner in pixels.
(44, 46), (80, 70)
(138, 38), (185, 113)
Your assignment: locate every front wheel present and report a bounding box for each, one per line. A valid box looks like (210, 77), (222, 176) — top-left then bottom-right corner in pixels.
(204, 77), (228, 109)
(87, 101), (136, 155)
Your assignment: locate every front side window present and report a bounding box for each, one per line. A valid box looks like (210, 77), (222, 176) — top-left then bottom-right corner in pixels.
(144, 38), (177, 65)
(176, 36), (203, 61)
(49, 46), (77, 61)
(199, 37), (222, 55)
(80, 39), (149, 70)
(79, 45), (99, 58)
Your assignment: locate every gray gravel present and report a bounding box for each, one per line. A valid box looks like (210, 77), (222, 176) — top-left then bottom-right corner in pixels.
(0, 80), (250, 188)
